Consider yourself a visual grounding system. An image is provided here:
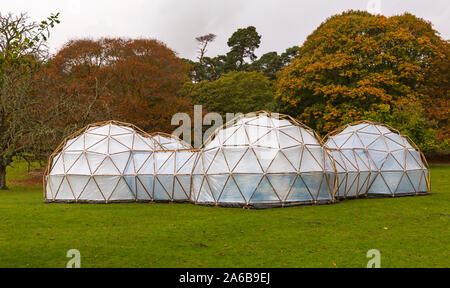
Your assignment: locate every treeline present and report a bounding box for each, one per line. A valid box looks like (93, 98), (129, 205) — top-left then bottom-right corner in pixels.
(0, 10), (449, 188)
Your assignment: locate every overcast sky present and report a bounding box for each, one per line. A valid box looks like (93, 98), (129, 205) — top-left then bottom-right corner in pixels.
(2, 0), (449, 60)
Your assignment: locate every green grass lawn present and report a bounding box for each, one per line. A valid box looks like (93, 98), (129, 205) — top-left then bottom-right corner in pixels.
(0, 161), (448, 268)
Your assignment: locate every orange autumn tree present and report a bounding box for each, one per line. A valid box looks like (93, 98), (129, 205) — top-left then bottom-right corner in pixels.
(41, 38), (191, 134)
(276, 11), (449, 147)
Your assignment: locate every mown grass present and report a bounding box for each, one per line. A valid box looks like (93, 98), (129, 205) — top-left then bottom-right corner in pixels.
(0, 161), (448, 267)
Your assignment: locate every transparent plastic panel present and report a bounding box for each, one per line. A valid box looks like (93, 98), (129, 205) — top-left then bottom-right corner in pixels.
(384, 133), (406, 147)
(406, 149), (423, 170)
(249, 176), (280, 203)
(233, 148), (263, 173)
(48, 175), (64, 199)
(246, 115), (273, 127)
(62, 152), (82, 172)
(357, 171), (370, 196)
(375, 125), (391, 134)
(282, 146), (302, 171)
(86, 138), (108, 154)
(367, 150), (388, 170)
(368, 136), (388, 151)
(85, 152), (105, 174)
(381, 154), (403, 171)
(336, 173), (347, 197)
(78, 177), (105, 201)
(223, 126), (249, 146)
(232, 174), (263, 202)
(207, 149), (230, 174)
(90, 125), (110, 135)
(175, 151), (194, 174)
(65, 135), (84, 151)
(175, 175), (191, 199)
(341, 134), (365, 149)
(123, 175), (136, 196)
(418, 170), (428, 192)
(223, 147), (247, 171)
(46, 181), (53, 200)
(85, 134), (107, 149)
(358, 124), (380, 134)
(94, 157), (120, 175)
(55, 176), (74, 200)
(367, 174), (390, 195)
(154, 176), (172, 200)
(112, 134), (133, 148)
(207, 175), (228, 201)
(267, 151), (296, 173)
(245, 125), (271, 144)
(133, 134), (153, 150)
(94, 176), (120, 200)
(136, 178), (152, 200)
(68, 154), (91, 175)
(345, 173), (358, 197)
(353, 149), (371, 171)
(395, 173), (415, 194)
(384, 137), (404, 151)
(203, 148), (218, 172)
(155, 152), (174, 174)
(218, 176), (245, 203)
(270, 118), (292, 127)
(134, 152), (152, 173)
(110, 152), (131, 174)
(299, 173), (323, 200)
(109, 177), (135, 200)
(196, 177), (214, 203)
(109, 138), (130, 154)
(287, 176), (314, 202)
(137, 175), (154, 199)
(356, 132), (379, 147)
(279, 126), (302, 143)
(109, 124), (132, 136)
(331, 133), (351, 148)
(50, 153), (66, 175)
(300, 129), (320, 145)
(253, 130), (279, 148)
(317, 175), (332, 201)
(252, 147), (278, 172)
(67, 175), (90, 199)
(391, 150), (406, 169)
(267, 174), (297, 201)
(300, 147), (323, 172)
(381, 172), (403, 194)
(277, 130), (301, 149)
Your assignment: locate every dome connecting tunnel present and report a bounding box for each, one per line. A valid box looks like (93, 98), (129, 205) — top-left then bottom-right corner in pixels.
(324, 121), (430, 199)
(44, 121), (196, 203)
(191, 111), (337, 208)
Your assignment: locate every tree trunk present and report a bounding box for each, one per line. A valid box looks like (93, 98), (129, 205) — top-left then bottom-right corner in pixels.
(0, 165), (7, 190)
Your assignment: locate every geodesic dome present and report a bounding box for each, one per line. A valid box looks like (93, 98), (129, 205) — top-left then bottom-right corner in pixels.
(151, 133), (198, 202)
(45, 121), (157, 202)
(324, 121), (430, 198)
(191, 111), (336, 207)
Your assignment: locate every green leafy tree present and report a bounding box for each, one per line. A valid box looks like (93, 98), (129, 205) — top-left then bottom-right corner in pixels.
(183, 71), (276, 116)
(250, 51), (283, 79)
(225, 26), (261, 71)
(276, 10), (449, 149)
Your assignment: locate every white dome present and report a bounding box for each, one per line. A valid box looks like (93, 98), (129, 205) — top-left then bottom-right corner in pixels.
(45, 121), (156, 202)
(325, 121), (429, 198)
(192, 112), (335, 207)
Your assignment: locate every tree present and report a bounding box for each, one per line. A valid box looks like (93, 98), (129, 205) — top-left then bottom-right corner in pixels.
(183, 71), (276, 117)
(276, 10), (449, 150)
(0, 12), (60, 189)
(41, 38), (191, 133)
(225, 26), (261, 70)
(196, 33), (216, 63)
(250, 51), (283, 79)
